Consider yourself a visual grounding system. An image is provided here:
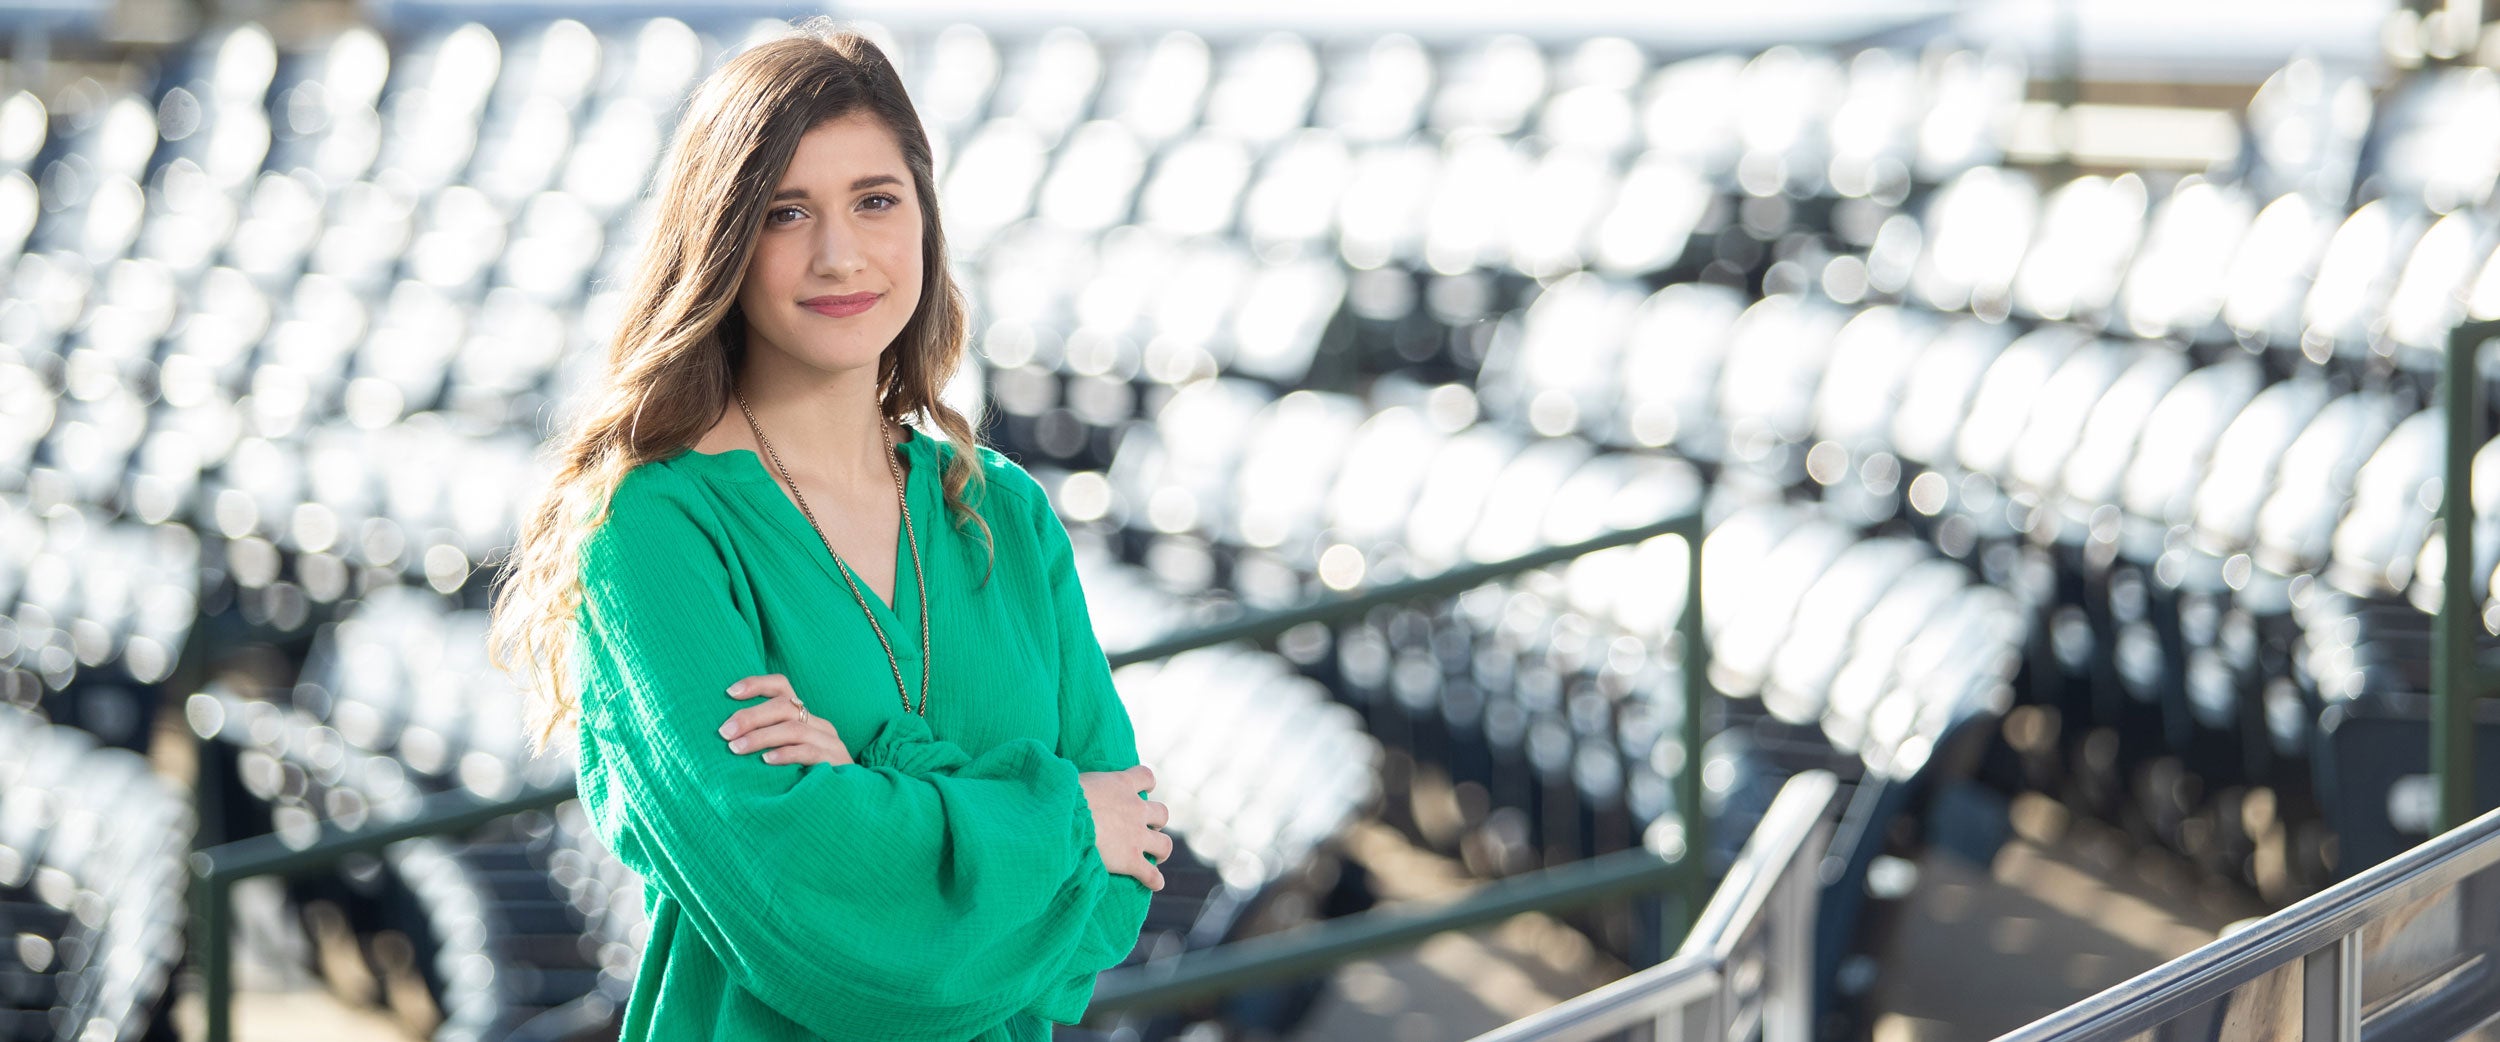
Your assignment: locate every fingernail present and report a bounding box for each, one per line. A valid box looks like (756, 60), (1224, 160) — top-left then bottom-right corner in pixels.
(730, 739), (749, 753)
(726, 682), (742, 695)
(718, 723), (735, 738)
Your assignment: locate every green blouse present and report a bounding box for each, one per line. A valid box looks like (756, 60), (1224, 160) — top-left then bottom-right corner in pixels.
(570, 424), (1155, 1041)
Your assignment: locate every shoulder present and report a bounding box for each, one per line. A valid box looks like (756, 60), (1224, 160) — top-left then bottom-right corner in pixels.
(584, 457), (725, 559)
(604, 455), (713, 524)
(943, 439), (1051, 523)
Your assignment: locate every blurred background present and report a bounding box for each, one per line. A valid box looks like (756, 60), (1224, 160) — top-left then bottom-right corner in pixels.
(10, 0), (2500, 1040)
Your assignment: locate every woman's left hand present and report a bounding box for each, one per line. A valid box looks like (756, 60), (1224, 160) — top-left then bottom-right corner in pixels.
(722, 673), (853, 767)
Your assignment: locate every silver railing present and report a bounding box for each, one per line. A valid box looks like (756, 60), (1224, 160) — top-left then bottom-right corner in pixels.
(1994, 803), (2500, 1042)
(1464, 770), (1841, 1042)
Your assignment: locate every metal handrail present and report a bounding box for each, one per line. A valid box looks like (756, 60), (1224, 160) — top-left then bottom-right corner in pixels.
(1991, 801), (2500, 1042)
(1463, 771), (1841, 1042)
(1105, 513), (1703, 669)
(189, 509), (1707, 1042)
(1089, 840), (1690, 1015)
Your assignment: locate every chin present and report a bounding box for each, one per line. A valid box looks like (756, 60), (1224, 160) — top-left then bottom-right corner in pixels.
(747, 313), (912, 371)
(801, 339), (900, 372)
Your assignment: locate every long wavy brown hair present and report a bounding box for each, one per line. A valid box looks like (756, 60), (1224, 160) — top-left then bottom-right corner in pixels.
(488, 18), (994, 756)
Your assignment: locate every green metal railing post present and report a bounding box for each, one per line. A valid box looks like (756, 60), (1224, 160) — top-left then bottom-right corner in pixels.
(189, 721), (233, 1042)
(193, 871), (229, 1042)
(1679, 525), (1711, 928)
(2437, 320), (2496, 833)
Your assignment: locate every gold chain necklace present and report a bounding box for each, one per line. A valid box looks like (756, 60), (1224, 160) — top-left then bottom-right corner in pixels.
(735, 391), (931, 717)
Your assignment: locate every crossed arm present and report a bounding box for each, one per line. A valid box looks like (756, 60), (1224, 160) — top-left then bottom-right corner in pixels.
(717, 672), (1172, 894)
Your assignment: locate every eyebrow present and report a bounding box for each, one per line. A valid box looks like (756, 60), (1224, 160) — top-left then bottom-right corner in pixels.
(770, 174), (906, 201)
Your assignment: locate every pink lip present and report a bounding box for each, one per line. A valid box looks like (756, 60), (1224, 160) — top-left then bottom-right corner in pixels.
(801, 293), (880, 317)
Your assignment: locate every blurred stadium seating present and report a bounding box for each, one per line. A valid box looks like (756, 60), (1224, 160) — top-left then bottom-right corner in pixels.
(10, 6), (2500, 1041)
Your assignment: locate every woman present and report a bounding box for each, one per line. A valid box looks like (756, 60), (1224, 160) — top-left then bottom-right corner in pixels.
(486, 19), (1170, 1041)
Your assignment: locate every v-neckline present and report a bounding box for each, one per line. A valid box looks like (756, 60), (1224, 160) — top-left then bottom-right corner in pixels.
(677, 425), (925, 643)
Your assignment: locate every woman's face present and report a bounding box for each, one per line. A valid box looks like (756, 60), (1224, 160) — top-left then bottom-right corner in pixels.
(737, 110), (925, 377)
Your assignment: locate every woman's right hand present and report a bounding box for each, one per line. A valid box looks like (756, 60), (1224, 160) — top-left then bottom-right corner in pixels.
(1079, 765), (1172, 891)
(722, 674), (853, 768)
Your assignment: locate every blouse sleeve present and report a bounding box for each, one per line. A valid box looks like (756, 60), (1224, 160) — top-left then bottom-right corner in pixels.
(573, 467), (1120, 1041)
(1014, 467), (1158, 1022)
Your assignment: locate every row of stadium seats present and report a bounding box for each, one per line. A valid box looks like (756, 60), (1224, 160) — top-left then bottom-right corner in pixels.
(0, 705), (189, 1042)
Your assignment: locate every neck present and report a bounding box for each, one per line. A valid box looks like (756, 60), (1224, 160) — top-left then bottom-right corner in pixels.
(731, 349), (900, 495)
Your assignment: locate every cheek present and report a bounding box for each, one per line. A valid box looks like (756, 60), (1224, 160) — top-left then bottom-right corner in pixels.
(739, 244), (789, 313)
(876, 239), (924, 323)
(749, 239), (805, 291)
(744, 243), (821, 340)
(880, 231), (923, 288)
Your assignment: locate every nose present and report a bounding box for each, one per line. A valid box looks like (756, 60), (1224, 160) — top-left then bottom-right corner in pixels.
(812, 212), (868, 278)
